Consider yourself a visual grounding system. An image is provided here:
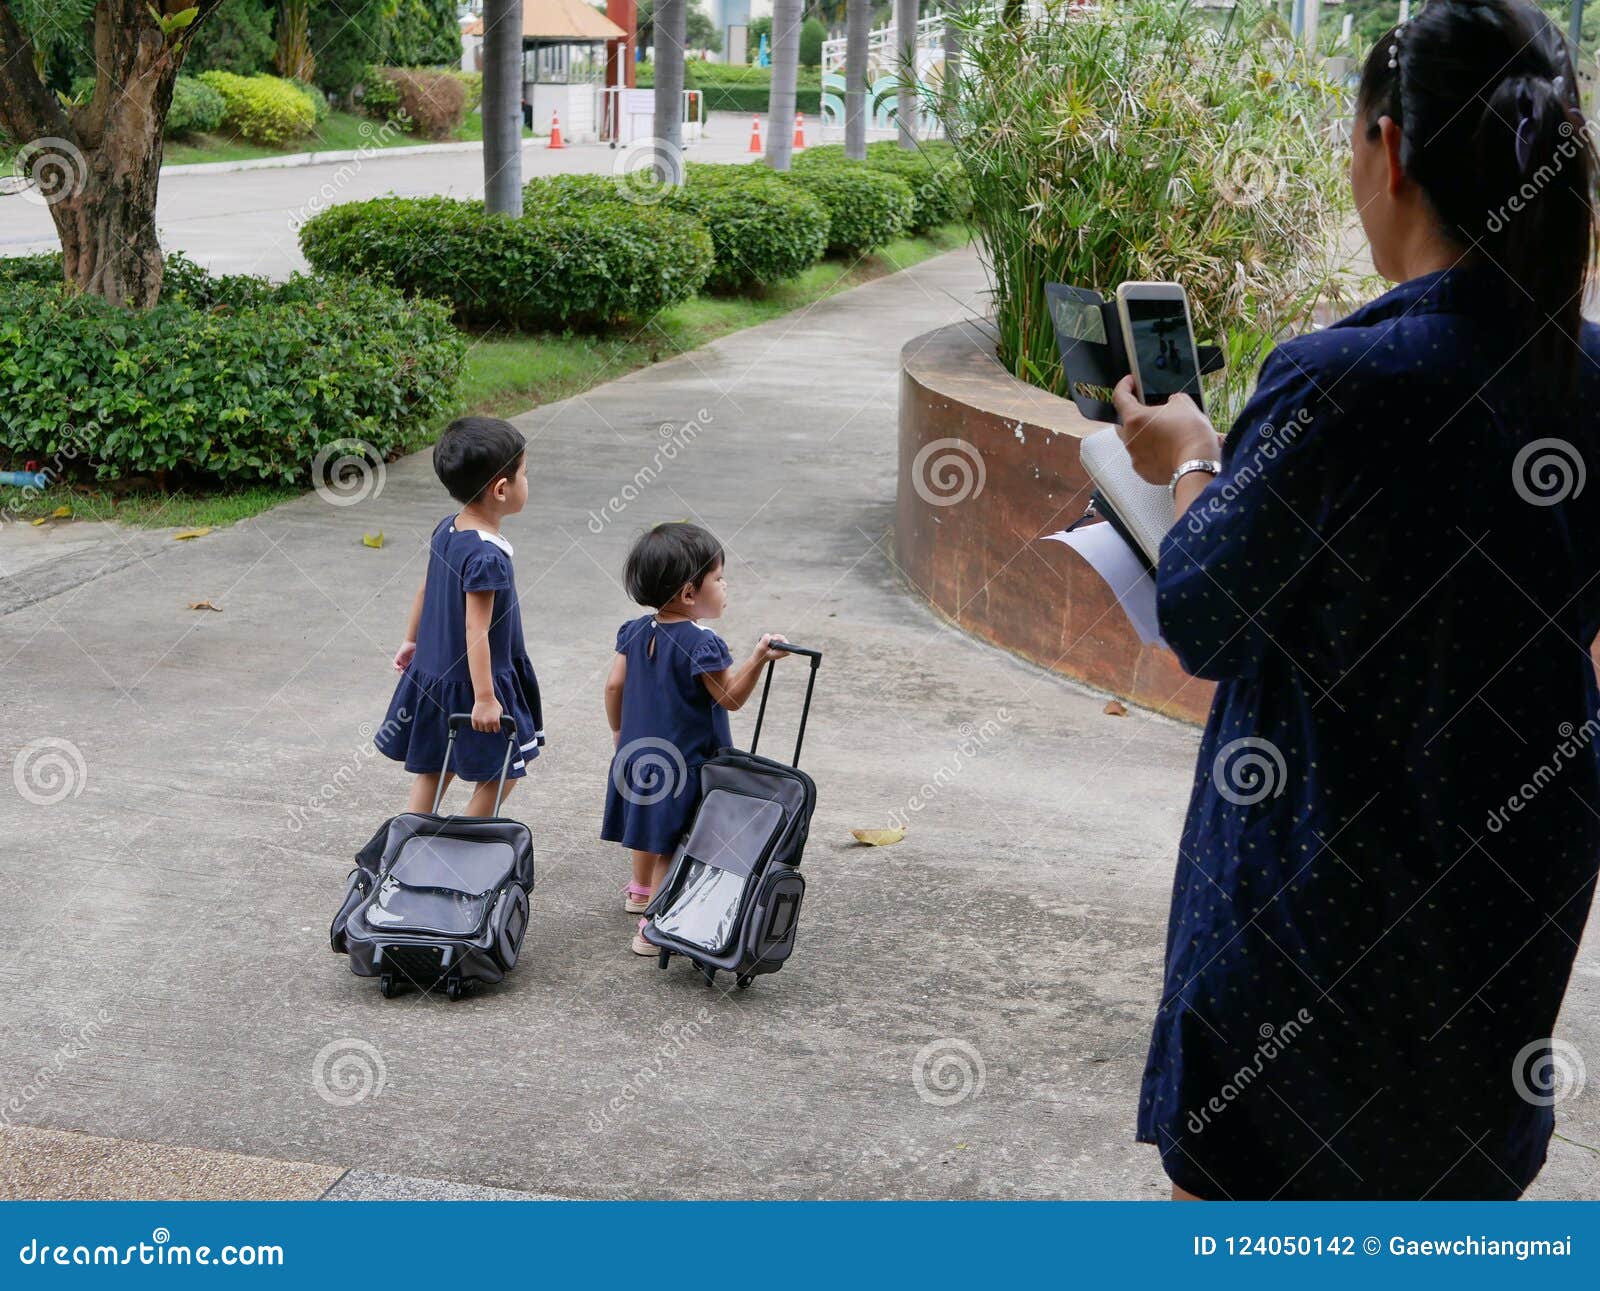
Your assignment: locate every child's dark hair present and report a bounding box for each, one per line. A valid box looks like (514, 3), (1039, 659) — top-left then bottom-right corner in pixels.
(1356, 0), (1597, 399)
(432, 416), (526, 504)
(624, 522), (724, 609)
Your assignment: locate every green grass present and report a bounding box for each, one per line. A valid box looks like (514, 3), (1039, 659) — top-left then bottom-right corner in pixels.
(6, 222), (970, 531)
(158, 110), (529, 167)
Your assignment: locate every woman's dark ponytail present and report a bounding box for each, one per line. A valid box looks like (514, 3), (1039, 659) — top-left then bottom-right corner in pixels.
(1358, 0), (1598, 399)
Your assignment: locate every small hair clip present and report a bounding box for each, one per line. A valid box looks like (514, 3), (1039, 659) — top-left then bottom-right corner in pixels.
(1554, 74), (1567, 97)
(1388, 19), (1407, 71)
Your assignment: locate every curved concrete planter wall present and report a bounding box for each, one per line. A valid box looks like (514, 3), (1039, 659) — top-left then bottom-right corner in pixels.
(894, 320), (1215, 723)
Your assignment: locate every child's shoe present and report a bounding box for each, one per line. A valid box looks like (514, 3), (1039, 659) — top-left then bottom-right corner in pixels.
(622, 882), (651, 914)
(631, 918), (655, 957)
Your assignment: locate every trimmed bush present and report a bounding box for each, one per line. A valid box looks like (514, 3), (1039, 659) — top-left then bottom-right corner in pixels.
(781, 165), (912, 255)
(450, 70), (484, 114)
(166, 75), (228, 136)
(0, 256), (465, 485)
(523, 170), (830, 294)
(361, 67), (468, 137)
(293, 79), (331, 124)
(298, 195), (714, 327)
(792, 142), (972, 234)
(196, 71), (317, 145)
(380, 67), (468, 138)
(359, 65), (402, 121)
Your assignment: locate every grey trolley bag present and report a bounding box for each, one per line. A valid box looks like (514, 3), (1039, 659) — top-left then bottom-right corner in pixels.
(330, 715), (533, 1001)
(642, 643), (820, 989)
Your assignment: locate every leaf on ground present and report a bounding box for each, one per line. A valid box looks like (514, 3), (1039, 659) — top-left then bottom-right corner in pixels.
(852, 826), (906, 847)
(1103, 699), (1128, 716)
(49, 505), (71, 519)
(172, 527), (212, 541)
(362, 531), (385, 549)
(187, 600), (222, 612)
(30, 517), (46, 526)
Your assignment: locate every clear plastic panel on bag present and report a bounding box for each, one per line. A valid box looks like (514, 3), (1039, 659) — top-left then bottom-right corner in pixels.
(363, 836), (515, 937)
(652, 859), (750, 952)
(652, 788), (784, 953)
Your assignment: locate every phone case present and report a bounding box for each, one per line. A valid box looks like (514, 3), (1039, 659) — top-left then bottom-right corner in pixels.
(1044, 283), (1225, 425)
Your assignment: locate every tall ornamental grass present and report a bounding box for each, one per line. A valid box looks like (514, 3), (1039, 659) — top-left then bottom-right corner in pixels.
(932, 0), (1356, 428)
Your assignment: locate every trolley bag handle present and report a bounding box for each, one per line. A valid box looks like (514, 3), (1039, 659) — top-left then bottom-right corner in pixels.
(437, 712), (519, 815)
(749, 643), (821, 768)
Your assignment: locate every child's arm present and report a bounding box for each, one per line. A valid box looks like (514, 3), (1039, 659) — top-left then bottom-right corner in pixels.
(465, 589), (503, 732)
(700, 634), (787, 712)
(604, 654), (627, 749)
(394, 579), (425, 671)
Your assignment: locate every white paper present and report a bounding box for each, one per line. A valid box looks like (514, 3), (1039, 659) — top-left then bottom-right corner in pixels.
(1043, 522), (1169, 648)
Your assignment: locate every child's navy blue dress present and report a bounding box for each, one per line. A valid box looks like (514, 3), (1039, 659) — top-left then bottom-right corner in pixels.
(602, 616), (733, 855)
(375, 517), (545, 783)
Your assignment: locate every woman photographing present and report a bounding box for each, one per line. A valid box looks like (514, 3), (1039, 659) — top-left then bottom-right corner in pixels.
(1117, 0), (1600, 1199)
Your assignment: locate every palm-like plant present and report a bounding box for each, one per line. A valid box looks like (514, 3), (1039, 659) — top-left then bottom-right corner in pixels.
(932, 0), (1357, 429)
(276, 0), (314, 83)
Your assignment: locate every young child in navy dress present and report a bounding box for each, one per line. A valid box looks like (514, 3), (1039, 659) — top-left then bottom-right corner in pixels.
(376, 417), (545, 816)
(603, 523), (786, 955)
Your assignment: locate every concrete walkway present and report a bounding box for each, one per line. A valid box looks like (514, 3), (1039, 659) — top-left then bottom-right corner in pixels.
(0, 112), (760, 279)
(1, 248), (1596, 1200)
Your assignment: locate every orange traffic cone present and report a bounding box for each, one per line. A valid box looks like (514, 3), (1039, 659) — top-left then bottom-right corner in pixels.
(748, 115), (762, 153)
(793, 112), (806, 150)
(548, 110), (564, 149)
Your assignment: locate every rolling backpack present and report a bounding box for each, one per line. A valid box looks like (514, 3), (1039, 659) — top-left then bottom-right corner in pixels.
(642, 643), (820, 989)
(330, 715), (533, 1001)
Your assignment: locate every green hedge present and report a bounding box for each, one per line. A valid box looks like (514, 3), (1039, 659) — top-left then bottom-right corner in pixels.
(792, 141), (972, 234)
(196, 71), (317, 145)
(298, 195), (714, 327)
(0, 255), (464, 485)
(523, 170), (829, 295)
(780, 166), (912, 254)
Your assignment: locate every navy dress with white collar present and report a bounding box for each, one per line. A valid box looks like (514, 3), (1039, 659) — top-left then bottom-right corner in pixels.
(375, 516), (545, 785)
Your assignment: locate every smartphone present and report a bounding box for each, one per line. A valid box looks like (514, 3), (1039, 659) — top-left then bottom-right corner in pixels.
(1115, 281), (1204, 411)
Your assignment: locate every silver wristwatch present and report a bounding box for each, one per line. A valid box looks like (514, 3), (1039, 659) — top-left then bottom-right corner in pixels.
(1168, 458), (1222, 498)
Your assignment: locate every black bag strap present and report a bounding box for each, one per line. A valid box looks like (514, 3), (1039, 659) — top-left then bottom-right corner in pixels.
(437, 713), (519, 815)
(749, 643), (821, 769)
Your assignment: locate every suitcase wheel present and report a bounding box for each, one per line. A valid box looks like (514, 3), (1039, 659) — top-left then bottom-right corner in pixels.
(379, 974), (398, 999)
(445, 978), (464, 1002)
(657, 949), (671, 971)
(701, 964), (716, 988)
(736, 974), (752, 991)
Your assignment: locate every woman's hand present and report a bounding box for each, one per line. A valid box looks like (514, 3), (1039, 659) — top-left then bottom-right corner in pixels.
(1111, 376), (1222, 486)
(393, 640), (416, 673)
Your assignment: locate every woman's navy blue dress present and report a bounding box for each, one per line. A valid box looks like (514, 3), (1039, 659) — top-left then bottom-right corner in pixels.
(602, 616), (733, 855)
(1138, 265), (1600, 1199)
(375, 518), (545, 784)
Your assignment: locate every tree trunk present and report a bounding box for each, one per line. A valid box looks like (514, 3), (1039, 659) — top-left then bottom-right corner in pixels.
(895, 0), (918, 149)
(765, 0), (801, 170)
(942, 12), (960, 121)
(844, 0), (868, 160)
(482, 0), (524, 216)
(653, 0), (686, 177)
(0, 3), (223, 308)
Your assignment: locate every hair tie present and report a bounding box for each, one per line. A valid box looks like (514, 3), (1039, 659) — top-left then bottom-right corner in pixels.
(1513, 81), (1538, 173)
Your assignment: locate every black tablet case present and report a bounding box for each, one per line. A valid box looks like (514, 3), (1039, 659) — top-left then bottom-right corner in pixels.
(1043, 283), (1226, 574)
(1044, 283), (1225, 424)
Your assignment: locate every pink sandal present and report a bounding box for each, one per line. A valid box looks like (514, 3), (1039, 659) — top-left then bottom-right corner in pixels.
(622, 882), (651, 914)
(631, 917), (655, 957)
